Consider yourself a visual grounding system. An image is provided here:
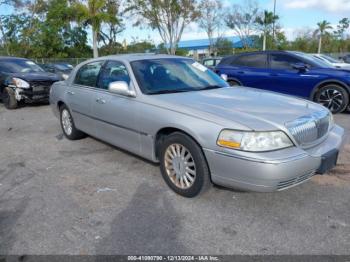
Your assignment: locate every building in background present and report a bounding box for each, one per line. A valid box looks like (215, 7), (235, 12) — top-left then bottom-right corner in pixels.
(177, 36), (253, 59)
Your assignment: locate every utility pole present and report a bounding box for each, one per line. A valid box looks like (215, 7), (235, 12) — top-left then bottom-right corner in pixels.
(272, 0), (277, 40)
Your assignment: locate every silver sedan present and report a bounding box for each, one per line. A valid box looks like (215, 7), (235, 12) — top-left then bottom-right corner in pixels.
(50, 54), (344, 197)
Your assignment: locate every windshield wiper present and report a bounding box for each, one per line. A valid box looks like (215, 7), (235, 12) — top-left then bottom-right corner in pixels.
(148, 89), (191, 95)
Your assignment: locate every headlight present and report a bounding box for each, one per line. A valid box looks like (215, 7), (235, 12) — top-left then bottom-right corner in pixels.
(217, 130), (293, 152)
(220, 74), (228, 81)
(11, 78), (30, 89)
(62, 73), (69, 80)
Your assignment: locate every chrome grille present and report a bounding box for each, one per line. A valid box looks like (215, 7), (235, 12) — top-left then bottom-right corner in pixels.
(285, 111), (330, 147)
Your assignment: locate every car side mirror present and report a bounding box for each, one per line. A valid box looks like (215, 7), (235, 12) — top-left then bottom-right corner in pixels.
(292, 63), (308, 72)
(108, 81), (136, 97)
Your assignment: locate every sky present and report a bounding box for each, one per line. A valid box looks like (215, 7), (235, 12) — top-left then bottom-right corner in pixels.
(1, 0), (350, 44)
(116, 0), (350, 44)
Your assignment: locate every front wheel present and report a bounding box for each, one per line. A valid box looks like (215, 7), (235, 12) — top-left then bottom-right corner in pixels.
(159, 132), (211, 198)
(314, 85), (349, 114)
(2, 87), (18, 109)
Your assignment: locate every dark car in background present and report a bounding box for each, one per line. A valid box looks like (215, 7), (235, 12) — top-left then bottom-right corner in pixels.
(40, 62), (73, 80)
(201, 57), (222, 70)
(0, 57), (60, 109)
(216, 51), (350, 113)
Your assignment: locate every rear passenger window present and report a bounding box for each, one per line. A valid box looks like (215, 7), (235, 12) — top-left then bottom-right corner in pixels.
(270, 54), (302, 70)
(74, 61), (104, 87)
(232, 54), (267, 68)
(98, 61), (131, 90)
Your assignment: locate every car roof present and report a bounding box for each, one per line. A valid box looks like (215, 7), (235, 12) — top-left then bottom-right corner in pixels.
(90, 54), (191, 63)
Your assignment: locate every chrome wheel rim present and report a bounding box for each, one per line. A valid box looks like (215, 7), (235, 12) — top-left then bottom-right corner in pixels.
(318, 88), (343, 112)
(164, 144), (196, 189)
(61, 109), (73, 135)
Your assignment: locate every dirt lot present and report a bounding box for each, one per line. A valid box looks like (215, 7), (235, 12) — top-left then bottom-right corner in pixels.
(0, 104), (349, 255)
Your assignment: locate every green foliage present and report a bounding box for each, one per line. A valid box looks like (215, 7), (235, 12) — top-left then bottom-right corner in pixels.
(215, 38), (233, 56)
(175, 48), (189, 56)
(0, 0), (92, 58)
(125, 0), (199, 54)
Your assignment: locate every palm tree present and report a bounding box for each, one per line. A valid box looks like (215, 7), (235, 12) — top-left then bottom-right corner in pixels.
(314, 20), (332, 54)
(73, 0), (113, 58)
(255, 10), (279, 51)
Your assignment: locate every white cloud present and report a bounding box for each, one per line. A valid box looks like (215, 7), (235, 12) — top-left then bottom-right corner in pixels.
(285, 0), (350, 14)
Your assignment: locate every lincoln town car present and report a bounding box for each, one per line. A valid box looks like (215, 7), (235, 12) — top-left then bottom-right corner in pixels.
(50, 55), (344, 197)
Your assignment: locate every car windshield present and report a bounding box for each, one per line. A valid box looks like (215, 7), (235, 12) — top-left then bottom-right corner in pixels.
(319, 54), (341, 63)
(1, 59), (44, 73)
(55, 63), (73, 70)
(293, 52), (332, 68)
(131, 58), (229, 95)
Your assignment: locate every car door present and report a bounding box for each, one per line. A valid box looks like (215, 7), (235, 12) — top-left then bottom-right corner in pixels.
(67, 61), (105, 136)
(228, 53), (270, 89)
(268, 53), (319, 98)
(92, 60), (141, 155)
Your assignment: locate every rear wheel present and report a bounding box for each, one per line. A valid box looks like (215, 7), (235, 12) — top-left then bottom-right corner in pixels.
(315, 85), (349, 114)
(159, 132), (211, 198)
(60, 104), (86, 140)
(2, 87), (18, 109)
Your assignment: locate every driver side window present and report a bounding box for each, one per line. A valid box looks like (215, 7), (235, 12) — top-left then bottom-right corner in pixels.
(270, 54), (302, 70)
(98, 61), (131, 90)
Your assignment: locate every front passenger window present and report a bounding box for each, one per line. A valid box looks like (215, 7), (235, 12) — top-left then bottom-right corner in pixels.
(74, 61), (104, 87)
(98, 61), (131, 90)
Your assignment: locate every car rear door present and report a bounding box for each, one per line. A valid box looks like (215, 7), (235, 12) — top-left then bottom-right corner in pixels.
(67, 61), (104, 136)
(91, 60), (141, 155)
(224, 53), (270, 88)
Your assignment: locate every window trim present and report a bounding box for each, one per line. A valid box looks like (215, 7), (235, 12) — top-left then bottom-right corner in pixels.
(72, 59), (137, 98)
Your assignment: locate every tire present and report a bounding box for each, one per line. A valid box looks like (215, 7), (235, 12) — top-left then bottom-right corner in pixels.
(59, 104), (86, 140)
(228, 80), (241, 86)
(2, 87), (18, 109)
(314, 85), (349, 114)
(159, 132), (211, 198)
(346, 104), (350, 113)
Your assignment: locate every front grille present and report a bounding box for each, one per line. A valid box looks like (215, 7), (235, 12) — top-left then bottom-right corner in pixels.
(277, 171), (315, 191)
(30, 80), (55, 92)
(285, 111), (330, 147)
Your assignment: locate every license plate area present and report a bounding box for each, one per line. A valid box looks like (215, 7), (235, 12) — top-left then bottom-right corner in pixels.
(317, 149), (339, 174)
(32, 86), (45, 92)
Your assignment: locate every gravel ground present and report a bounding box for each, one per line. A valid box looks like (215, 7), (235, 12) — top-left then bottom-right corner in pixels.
(0, 104), (349, 255)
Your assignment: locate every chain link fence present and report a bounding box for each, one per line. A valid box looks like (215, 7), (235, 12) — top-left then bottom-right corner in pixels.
(32, 58), (90, 66)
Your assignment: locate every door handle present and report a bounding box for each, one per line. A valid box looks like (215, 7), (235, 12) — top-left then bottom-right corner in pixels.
(96, 98), (106, 104)
(270, 73), (279, 76)
(67, 91), (75, 95)
(237, 71), (245, 74)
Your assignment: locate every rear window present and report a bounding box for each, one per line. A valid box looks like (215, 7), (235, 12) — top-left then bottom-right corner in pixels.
(231, 54), (267, 68)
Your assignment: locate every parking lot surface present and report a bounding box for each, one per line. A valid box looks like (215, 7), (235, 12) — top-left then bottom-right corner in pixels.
(0, 104), (349, 255)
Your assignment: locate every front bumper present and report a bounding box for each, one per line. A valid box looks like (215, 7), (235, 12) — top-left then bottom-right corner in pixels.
(204, 125), (345, 192)
(18, 88), (50, 102)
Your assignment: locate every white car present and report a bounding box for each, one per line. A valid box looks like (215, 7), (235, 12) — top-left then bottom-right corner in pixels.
(312, 54), (350, 70)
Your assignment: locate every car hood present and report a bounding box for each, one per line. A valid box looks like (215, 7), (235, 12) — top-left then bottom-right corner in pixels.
(8, 72), (60, 82)
(333, 63), (350, 69)
(149, 87), (328, 131)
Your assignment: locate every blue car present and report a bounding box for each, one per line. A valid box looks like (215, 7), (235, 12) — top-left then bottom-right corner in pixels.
(215, 51), (350, 113)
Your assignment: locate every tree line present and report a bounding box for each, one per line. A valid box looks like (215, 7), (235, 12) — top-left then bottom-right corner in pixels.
(0, 0), (349, 59)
